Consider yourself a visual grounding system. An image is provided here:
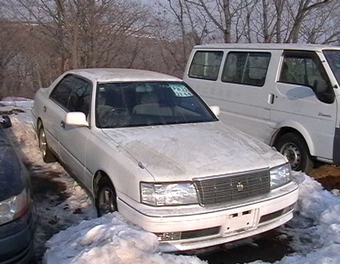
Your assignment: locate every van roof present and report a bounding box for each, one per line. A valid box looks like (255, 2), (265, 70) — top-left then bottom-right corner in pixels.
(193, 43), (340, 51)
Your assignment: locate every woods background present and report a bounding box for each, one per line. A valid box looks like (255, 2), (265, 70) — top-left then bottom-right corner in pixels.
(0, 0), (339, 99)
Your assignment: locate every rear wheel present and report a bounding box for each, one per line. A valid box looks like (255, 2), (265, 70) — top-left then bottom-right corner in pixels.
(96, 177), (117, 217)
(274, 133), (313, 173)
(38, 125), (56, 163)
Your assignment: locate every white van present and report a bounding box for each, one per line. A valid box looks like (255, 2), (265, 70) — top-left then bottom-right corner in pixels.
(184, 44), (340, 172)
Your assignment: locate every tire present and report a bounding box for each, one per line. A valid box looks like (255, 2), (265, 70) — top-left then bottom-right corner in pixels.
(38, 125), (56, 163)
(96, 177), (118, 217)
(274, 133), (313, 173)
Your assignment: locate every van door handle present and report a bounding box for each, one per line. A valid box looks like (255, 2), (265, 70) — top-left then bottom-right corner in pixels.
(43, 106), (47, 112)
(268, 93), (274, 104)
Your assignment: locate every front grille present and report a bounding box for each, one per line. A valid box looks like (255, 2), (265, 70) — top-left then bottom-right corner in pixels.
(193, 169), (270, 206)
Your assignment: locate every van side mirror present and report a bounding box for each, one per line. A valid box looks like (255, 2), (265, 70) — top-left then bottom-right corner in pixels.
(313, 79), (327, 94)
(312, 79), (335, 104)
(1, 115), (12, 128)
(210, 106), (220, 117)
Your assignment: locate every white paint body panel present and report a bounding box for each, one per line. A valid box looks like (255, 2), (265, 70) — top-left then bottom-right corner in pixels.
(32, 68), (298, 252)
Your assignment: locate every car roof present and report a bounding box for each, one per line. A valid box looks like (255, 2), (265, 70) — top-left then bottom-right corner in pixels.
(193, 43), (340, 52)
(65, 68), (182, 83)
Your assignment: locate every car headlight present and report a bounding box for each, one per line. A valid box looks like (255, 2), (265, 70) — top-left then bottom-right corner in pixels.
(270, 163), (292, 189)
(140, 182), (198, 206)
(0, 189), (29, 225)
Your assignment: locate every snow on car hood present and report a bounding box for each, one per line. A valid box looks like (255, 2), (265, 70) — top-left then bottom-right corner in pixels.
(102, 121), (285, 181)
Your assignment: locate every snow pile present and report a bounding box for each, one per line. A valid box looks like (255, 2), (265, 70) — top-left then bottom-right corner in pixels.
(43, 212), (206, 264)
(273, 173), (340, 263)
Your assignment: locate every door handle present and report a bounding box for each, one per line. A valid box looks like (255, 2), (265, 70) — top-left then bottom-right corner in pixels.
(268, 93), (274, 104)
(60, 121), (65, 129)
(43, 106), (47, 112)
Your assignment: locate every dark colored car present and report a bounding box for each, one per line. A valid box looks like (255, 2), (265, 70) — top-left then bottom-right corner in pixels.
(0, 115), (36, 264)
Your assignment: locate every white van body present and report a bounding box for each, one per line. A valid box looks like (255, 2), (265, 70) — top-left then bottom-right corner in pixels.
(184, 44), (340, 172)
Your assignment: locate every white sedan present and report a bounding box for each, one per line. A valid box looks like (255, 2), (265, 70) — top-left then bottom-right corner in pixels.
(32, 68), (298, 252)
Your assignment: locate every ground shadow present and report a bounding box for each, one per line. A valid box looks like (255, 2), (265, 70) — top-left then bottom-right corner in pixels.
(190, 229), (293, 264)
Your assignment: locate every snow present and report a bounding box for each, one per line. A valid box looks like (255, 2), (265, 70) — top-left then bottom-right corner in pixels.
(2, 97), (340, 263)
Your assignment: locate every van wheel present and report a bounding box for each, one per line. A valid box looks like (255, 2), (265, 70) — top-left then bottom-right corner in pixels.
(96, 177), (117, 217)
(38, 125), (56, 163)
(275, 133), (313, 173)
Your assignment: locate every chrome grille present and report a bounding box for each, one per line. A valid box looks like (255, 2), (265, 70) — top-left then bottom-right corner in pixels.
(193, 169), (270, 206)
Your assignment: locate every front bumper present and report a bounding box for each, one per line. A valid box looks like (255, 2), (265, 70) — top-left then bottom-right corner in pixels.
(0, 209), (36, 264)
(118, 181), (299, 252)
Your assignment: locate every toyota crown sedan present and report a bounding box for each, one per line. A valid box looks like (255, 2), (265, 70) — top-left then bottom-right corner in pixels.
(0, 116), (36, 263)
(32, 68), (298, 252)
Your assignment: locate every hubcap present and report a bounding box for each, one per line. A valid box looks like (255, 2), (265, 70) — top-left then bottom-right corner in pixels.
(280, 142), (300, 169)
(99, 187), (116, 214)
(39, 129), (47, 157)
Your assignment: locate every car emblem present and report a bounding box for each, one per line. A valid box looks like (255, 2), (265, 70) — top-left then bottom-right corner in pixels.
(236, 181), (244, 192)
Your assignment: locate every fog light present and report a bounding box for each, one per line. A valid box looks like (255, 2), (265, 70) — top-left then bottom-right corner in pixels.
(283, 203), (296, 214)
(156, 232), (181, 241)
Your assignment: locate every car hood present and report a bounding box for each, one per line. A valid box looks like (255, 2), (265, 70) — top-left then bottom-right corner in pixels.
(102, 121), (285, 181)
(0, 132), (23, 201)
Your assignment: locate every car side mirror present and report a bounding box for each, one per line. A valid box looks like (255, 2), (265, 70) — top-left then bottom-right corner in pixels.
(1, 115), (12, 128)
(65, 112), (88, 127)
(210, 106), (220, 117)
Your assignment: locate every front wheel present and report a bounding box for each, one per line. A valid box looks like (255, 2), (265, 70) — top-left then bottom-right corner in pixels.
(96, 178), (117, 217)
(38, 125), (56, 163)
(274, 133), (313, 173)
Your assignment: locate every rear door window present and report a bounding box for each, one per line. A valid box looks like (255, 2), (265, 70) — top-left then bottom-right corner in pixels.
(188, 51), (223, 81)
(221, 52), (271, 86)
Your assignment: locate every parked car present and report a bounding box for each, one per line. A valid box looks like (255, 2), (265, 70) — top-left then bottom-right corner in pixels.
(183, 43), (340, 173)
(32, 68), (298, 252)
(0, 115), (36, 263)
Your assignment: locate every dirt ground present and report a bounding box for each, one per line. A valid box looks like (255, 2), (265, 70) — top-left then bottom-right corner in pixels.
(307, 163), (340, 190)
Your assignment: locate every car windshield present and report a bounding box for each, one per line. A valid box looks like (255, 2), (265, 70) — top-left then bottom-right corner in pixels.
(95, 81), (217, 128)
(323, 50), (340, 84)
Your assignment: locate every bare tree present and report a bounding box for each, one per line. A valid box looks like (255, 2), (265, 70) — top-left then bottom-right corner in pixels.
(177, 0), (338, 44)
(2, 0), (340, 98)
(285, 0), (333, 43)
(7, 0), (151, 70)
(151, 0), (211, 75)
(185, 0), (235, 43)
(298, 1), (340, 44)
(0, 21), (27, 98)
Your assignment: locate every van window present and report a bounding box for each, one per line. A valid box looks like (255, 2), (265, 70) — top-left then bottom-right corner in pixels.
(279, 51), (334, 104)
(188, 51), (223, 80)
(221, 52), (270, 86)
(323, 50), (340, 84)
(279, 55), (326, 87)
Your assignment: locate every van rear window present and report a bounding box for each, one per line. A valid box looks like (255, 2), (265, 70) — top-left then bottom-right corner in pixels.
(221, 52), (271, 87)
(188, 51), (223, 81)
